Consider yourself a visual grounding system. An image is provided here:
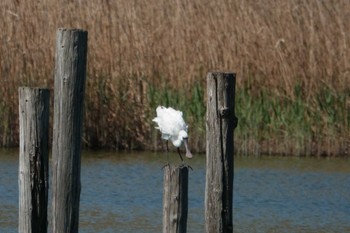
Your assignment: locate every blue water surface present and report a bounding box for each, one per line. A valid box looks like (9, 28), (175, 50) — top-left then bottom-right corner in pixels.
(0, 150), (349, 233)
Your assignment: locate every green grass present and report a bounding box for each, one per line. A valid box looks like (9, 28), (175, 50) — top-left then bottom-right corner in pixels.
(235, 84), (349, 156)
(146, 81), (348, 156)
(0, 72), (348, 156)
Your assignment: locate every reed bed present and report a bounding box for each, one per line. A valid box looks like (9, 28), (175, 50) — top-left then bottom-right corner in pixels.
(0, 0), (349, 156)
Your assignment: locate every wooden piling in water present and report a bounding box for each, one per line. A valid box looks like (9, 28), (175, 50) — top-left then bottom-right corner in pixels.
(19, 87), (50, 233)
(163, 165), (189, 233)
(205, 72), (237, 233)
(52, 28), (88, 233)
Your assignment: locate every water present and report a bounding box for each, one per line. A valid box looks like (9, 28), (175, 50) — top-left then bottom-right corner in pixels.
(1, 149), (350, 233)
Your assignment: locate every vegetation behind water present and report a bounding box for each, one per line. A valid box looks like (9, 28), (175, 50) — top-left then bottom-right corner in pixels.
(0, 0), (349, 156)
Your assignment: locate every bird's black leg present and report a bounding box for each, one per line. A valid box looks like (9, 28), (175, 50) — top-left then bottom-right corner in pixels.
(166, 140), (169, 163)
(177, 148), (184, 163)
(161, 141), (170, 170)
(178, 148), (193, 170)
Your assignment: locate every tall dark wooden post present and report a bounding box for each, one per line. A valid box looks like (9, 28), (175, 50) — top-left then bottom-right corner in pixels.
(52, 28), (88, 233)
(205, 72), (238, 233)
(163, 165), (189, 233)
(19, 87), (50, 233)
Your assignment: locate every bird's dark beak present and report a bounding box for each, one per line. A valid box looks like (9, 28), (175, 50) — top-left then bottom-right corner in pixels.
(183, 138), (193, 159)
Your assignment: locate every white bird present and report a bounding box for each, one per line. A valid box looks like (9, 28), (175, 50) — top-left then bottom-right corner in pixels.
(152, 106), (193, 162)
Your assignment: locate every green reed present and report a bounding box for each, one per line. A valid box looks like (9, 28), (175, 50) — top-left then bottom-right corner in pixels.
(0, 72), (348, 156)
(235, 84), (349, 156)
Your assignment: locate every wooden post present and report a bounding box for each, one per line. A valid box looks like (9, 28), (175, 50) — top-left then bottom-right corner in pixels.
(163, 165), (189, 233)
(19, 87), (50, 233)
(52, 28), (88, 233)
(205, 72), (238, 233)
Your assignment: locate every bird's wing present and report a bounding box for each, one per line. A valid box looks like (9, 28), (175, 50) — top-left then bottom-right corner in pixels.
(153, 117), (172, 140)
(166, 107), (188, 133)
(153, 107), (174, 139)
(153, 106), (188, 137)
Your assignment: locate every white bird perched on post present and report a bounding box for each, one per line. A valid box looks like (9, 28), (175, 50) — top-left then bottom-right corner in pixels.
(153, 106), (193, 162)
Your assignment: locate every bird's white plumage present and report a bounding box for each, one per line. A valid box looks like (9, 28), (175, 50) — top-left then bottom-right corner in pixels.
(152, 106), (188, 147)
(153, 106), (192, 160)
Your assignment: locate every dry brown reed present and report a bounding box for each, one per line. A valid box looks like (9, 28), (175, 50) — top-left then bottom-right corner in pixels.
(0, 0), (349, 155)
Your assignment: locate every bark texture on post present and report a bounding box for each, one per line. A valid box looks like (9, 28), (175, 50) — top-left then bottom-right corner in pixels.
(205, 72), (237, 233)
(19, 87), (50, 233)
(52, 28), (88, 233)
(163, 165), (189, 233)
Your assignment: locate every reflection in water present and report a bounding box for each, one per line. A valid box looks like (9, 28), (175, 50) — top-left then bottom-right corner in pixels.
(0, 149), (349, 232)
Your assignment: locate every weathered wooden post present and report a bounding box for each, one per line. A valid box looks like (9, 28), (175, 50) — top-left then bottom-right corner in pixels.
(163, 165), (189, 233)
(205, 72), (237, 233)
(19, 87), (50, 233)
(52, 28), (88, 233)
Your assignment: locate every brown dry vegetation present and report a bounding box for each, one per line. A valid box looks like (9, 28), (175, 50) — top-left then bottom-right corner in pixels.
(0, 0), (349, 155)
